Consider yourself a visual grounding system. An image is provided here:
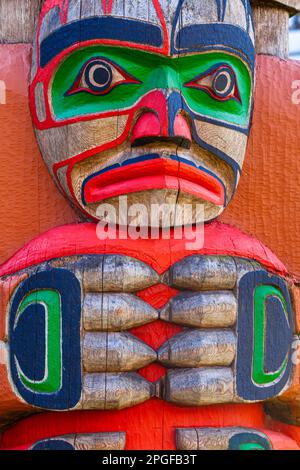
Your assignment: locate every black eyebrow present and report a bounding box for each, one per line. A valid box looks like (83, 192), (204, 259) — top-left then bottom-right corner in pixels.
(40, 17), (163, 67)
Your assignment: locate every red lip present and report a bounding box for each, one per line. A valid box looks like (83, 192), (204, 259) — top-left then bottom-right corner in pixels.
(82, 158), (225, 206)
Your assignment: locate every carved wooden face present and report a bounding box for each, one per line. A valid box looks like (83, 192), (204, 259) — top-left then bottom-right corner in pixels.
(30, 0), (255, 225)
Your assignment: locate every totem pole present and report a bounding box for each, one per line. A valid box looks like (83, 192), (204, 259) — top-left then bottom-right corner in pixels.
(0, 0), (300, 450)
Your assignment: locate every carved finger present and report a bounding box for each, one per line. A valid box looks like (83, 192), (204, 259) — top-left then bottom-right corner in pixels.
(82, 293), (158, 331)
(82, 332), (157, 372)
(81, 372), (155, 410)
(165, 255), (237, 291)
(160, 291), (237, 327)
(76, 255), (159, 292)
(158, 329), (236, 367)
(160, 367), (235, 406)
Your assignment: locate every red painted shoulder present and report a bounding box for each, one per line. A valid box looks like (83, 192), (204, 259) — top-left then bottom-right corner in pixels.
(0, 221), (288, 276)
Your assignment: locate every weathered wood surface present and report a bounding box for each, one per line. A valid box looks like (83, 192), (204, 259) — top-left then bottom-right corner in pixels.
(176, 427), (234, 450)
(251, 0), (300, 58)
(51, 254), (160, 292)
(82, 332), (157, 372)
(31, 432), (126, 450)
(165, 256), (237, 291)
(159, 291), (237, 328)
(73, 432), (126, 450)
(161, 367), (235, 406)
(157, 329), (236, 367)
(251, 0), (300, 14)
(83, 293), (158, 331)
(176, 427), (272, 450)
(252, 5), (290, 58)
(0, 0), (42, 43)
(81, 372), (154, 410)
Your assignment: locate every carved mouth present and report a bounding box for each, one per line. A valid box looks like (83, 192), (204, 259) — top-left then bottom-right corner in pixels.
(81, 154), (226, 206)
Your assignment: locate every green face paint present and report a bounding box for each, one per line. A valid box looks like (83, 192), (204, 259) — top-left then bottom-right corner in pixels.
(229, 432), (272, 451)
(15, 289), (62, 394)
(52, 46), (252, 127)
(253, 285), (289, 385)
(238, 443), (266, 451)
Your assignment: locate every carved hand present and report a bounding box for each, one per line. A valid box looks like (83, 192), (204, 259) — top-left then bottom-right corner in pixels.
(0, 253), (294, 425)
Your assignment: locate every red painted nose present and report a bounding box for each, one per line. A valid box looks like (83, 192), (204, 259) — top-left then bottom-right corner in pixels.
(131, 113), (161, 142)
(173, 114), (192, 142)
(131, 112), (191, 144)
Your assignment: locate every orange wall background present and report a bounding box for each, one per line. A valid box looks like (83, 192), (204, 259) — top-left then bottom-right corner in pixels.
(0, 44), (300, 279)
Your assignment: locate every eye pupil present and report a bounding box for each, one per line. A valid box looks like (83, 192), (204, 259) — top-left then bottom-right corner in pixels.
(214, 73), (229, 93)
(84, 60), (112, 92)
(212, 68), (234, 97)
(93, 67), (110, 86)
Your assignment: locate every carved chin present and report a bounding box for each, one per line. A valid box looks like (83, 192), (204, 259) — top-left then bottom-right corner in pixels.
(69, 148), (234, 226)
(78, 189), (224, 227)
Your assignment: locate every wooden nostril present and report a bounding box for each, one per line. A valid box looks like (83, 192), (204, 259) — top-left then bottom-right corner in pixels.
(131, 112), (161, 143)
(174, 114), (192, 142)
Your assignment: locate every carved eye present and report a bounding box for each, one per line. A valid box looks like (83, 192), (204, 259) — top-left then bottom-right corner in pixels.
(85, 60), (113, 92)
(66, 58), (140, 96)
(212, 68), (235, 98)
(184, 65), (241, 103)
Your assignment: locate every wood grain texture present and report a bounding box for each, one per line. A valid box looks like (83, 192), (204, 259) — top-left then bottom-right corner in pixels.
(159, 291), (237, 328)
(73, 432), (126, 450)
(81, 372), (154, 410)
(0, 0), (42, 43)
(82, 293), (158, 331)
(157, 329), (236, 367)
(31, 432), (126, 450)
(252, 5), (289, 58)
(251, 0), (300, 14)
(194, 120), (248, 169)
(176, 426), (272, 450)
(0, 252), (292, 420)
(51, 254), (160, 292)
(79, 255), (160, 292)
(161, 367), (235, 406)
(82, 332), (156, 372)
(6, 0), (297, 53)
(0, 2), (298, 444)
(165, 255), (237, 291)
